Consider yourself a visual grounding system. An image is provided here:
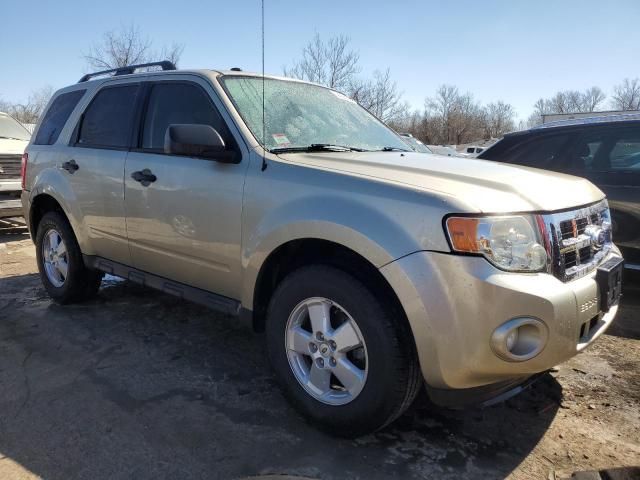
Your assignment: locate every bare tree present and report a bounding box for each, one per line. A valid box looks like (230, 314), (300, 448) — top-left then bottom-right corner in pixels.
(84, 24), (184, 70)
(283, 34), (360, 91)
(350, 69), (406, 123)
(583, 86), (606, 111)
(532, 86), (607, 118)
(6, 86), (54, 124)
(611, 78), (640, 111)
(482, 101), (516, 138)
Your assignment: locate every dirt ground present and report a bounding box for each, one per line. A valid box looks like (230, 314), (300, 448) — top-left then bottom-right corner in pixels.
(0, 218), (638, 480)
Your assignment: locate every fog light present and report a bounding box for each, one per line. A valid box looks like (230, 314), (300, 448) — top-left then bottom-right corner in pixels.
(491, 317), (548, 362)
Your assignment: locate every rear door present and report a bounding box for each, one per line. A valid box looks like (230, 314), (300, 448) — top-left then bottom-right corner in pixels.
(123, 77), (248, 298)
(62, 83), (141, 265)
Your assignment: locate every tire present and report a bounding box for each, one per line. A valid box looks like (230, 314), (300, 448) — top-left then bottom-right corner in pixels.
(266, 265), (422, 436)
(35, 211), (103, 304)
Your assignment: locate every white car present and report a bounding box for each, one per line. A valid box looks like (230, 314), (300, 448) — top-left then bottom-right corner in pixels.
(0, 112), (30, 193)
(462, 145), (486, 157)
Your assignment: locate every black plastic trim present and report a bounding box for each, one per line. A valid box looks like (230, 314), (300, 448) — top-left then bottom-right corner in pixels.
(426, 371), (548, 408)
(83, 255), (241, 316)
(78, 61), (176, 83)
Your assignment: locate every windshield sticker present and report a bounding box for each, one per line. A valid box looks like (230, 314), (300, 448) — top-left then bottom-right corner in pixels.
(272, 133), (291, 146)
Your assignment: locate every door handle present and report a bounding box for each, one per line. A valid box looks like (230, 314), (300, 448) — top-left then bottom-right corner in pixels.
(131, 168), (157, 187)
(61, 159), (79, 174)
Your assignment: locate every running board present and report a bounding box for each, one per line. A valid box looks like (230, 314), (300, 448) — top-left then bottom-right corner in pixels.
(83, 255), (241, 317)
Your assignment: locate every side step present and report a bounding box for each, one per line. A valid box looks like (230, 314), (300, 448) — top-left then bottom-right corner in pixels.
(83, 255), (241, 316)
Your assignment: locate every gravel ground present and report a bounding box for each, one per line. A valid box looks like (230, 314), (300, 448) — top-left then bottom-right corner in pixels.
(0, 221), (639, 480)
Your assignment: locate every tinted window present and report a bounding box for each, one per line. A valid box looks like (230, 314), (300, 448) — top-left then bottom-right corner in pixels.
(142, 83), (231, 150)
(569, 126), (640, 172)
(506, 133), (573, 169)
(33, 90), (85, 145)
(78, 85), (139, 148)
(609, 135), (640, 171)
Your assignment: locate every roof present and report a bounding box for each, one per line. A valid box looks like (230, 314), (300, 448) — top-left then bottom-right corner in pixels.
(532, 112), (640, 130)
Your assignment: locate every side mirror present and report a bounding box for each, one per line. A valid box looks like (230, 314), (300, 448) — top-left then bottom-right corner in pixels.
(164, 124), (231, 161)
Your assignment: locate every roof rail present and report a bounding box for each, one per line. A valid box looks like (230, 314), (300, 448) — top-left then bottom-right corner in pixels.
(78, 60), (177, 83)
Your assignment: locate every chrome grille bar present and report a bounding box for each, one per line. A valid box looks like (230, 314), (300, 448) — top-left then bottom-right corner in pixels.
(541, 200), (612, 282)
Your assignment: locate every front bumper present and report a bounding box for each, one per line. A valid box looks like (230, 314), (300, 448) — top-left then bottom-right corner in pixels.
(380, 250), (621, 391)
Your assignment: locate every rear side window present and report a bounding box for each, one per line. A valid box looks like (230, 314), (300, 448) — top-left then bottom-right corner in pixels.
(141, 82), (232, 150)
(568, 126), (640, 172)
(78, 85), (139, 148)
(609, 134), (640, 171)
(34, 90), (85, 145)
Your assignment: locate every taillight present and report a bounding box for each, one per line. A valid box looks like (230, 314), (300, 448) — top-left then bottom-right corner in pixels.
(21, 152), (28, 190)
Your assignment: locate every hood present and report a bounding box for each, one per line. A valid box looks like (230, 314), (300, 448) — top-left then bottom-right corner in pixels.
(279, 151), (605, 213)
(0, 138), (29, 155)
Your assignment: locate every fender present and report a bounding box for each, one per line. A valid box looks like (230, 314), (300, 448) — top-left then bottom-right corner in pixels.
(240, 193), (424, 310)
(29, 166), (94, 254)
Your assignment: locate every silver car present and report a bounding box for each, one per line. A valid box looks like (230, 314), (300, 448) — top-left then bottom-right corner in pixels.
(21, 62), (623, 436)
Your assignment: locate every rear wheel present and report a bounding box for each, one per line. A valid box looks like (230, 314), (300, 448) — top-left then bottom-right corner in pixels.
(266, 265), (421, 436)
(35, 211), (102, 304)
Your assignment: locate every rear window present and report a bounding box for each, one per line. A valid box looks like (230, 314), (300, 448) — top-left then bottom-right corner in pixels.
(77, 85), (139, 148)
(33, 90), (85, 145)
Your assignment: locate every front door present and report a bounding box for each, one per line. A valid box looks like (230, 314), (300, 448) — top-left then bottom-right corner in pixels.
(123, 78), (247, 299)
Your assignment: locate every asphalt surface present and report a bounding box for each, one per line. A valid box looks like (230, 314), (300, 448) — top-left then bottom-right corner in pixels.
(0, 225), (638, 479)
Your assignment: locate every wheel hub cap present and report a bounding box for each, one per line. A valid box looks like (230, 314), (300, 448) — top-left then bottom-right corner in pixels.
(285, 297), (368, 406)
(41, 228), (68, 288)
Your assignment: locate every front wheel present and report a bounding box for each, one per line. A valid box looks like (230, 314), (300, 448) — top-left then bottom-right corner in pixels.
(266, 265), (421, 436)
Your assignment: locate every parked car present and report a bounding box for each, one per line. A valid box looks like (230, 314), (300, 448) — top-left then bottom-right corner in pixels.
(399, 133), (432, 154)
(22, 62), (623, 436)
(462, 145), (486, 157)
(479, 114), (640, 270)
(0, 111), (31, 194)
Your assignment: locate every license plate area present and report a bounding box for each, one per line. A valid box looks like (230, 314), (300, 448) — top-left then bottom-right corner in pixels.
(596, 257), (624, 312)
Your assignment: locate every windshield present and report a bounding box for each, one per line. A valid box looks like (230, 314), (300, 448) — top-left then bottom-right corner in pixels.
(401, 136), (432, 154)
(0, 114), (31, 141)
(221, 76), (409, 152)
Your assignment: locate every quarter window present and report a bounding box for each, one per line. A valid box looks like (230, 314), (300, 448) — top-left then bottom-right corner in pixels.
(141, 83), (231, 151)
(34, 90), (85, 145)
(78, 85), (139, 148)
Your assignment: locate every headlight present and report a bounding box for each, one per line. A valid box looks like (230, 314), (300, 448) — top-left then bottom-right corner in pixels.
(445, 215), (548, 272)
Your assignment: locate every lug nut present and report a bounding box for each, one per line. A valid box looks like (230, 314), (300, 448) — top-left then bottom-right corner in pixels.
(316, 332), (324, 341)
(309, 343), (318, 353)
(330, 357), (337, 367)
(329, 340), (337, 350)
(316, 358), (325, 368)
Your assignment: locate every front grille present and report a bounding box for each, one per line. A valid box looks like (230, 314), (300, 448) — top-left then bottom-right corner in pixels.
(0, 154), (22, 179)
(543, 200), (612, 282)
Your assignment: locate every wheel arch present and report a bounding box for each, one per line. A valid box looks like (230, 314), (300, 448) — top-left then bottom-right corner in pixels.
(29, 193), (68, 240)
(249, 238), (415, 353)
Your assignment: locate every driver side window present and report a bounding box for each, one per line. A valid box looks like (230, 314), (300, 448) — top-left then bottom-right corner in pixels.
(141, 82), (233, 152)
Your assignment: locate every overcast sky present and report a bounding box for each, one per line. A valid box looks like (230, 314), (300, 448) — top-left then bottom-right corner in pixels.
(2, 0), (639, 120)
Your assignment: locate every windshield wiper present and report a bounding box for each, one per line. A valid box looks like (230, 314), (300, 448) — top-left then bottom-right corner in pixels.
(271, 143), (369, 153)
(377, 146), (411, 152)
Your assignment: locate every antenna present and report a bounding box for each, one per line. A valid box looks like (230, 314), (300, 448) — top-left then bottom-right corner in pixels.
(261, 0), (268, 171)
